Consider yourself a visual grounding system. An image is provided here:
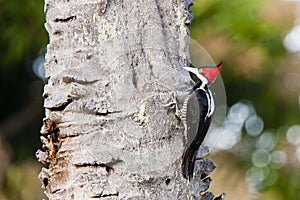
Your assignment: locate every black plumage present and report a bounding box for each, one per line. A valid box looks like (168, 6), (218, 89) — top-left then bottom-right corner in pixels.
(182, 80), (214, 180)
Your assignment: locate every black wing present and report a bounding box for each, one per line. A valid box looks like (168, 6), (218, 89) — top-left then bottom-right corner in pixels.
(182, 87), (212, 180)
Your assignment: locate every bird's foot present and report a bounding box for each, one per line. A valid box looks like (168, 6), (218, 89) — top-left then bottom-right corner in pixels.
(161, 92), (183, 119)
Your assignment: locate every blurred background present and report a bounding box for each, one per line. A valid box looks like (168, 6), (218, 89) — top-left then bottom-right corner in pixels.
(0, 0), (299, 199)
(190, 0), (300, 199)
(0, 0), (47, 199)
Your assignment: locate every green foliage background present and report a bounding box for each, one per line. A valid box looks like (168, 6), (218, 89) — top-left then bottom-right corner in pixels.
(0, 0), (47, 199)
(0, 0), (299, 199)
(191, 0), (300, 199)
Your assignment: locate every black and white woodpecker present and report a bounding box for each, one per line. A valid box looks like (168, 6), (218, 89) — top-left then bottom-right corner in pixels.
(181, 61), (223, 180)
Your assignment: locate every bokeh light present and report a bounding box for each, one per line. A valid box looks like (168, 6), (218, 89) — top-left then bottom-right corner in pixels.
(270, 150), (287, 169)
(32, 55), (45, 81)
(284, 25), (300, 53)
(252, 149), (271, 168)
(286, 125), (300, 145)
(245, 115), (264, 137)
(256, 131), (276, 151)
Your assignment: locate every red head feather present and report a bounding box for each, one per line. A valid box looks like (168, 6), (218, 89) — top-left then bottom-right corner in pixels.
(200, 61), (223, 83)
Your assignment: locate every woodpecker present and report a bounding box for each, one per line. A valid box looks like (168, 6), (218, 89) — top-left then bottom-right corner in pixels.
(181, 61), (223, 180)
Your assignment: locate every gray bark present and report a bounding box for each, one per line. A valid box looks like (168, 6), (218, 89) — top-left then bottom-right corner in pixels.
(36, 0), (219, 199)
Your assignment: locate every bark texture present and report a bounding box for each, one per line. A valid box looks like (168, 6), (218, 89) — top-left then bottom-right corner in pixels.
(36, 0), (219, 199)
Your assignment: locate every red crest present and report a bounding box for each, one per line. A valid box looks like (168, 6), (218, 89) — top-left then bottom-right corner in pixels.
(200, 61), (223, 83)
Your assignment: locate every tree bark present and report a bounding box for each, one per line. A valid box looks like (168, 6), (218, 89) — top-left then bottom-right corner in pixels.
(36, 0), (218, 199)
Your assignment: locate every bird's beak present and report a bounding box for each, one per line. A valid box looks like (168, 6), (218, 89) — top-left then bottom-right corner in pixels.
(183, 67), (201, 77)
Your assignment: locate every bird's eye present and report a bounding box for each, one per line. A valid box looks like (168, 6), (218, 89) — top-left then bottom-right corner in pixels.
(198, 68), (203, 73)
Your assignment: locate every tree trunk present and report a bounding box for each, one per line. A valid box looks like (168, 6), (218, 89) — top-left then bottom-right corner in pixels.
(36, 0), (219, 199)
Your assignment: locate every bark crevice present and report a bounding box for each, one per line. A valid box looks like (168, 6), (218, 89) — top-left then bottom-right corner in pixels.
(54, 15), (77, 23)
